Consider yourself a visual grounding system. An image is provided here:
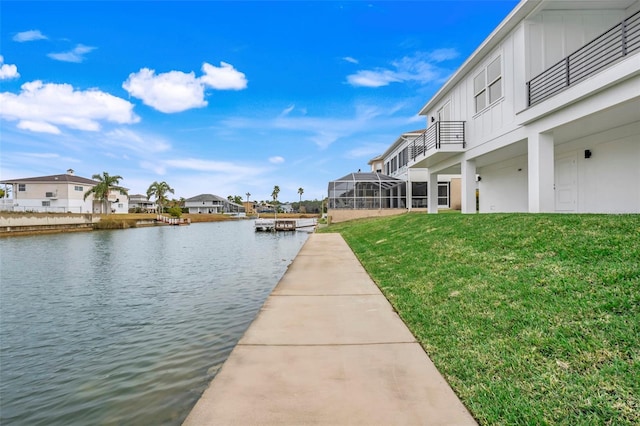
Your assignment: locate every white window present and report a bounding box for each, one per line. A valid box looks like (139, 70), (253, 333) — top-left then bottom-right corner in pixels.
(18, 184), (26, 191)
(75, 186), (83, 191)
(474, 56), (502, 113)
(42, 201), (50, 207)
(474, 72), (486, 113)
(487, 56), (502, 103)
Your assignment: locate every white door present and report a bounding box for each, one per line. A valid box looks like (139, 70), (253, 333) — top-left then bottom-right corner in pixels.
(555, 153), (577, 212)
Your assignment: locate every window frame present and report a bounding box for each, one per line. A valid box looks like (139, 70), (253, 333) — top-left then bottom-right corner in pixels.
(474, 55), (502, 113)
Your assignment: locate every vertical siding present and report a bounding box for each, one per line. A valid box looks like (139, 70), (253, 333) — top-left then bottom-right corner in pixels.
(525, 11), (624, 80)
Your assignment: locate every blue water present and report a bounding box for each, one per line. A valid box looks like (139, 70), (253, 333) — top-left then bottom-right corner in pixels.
(0, 220), (310, 425)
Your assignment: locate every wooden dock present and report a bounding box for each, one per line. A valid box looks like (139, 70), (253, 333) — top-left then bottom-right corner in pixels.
(254, 218), (317, 232)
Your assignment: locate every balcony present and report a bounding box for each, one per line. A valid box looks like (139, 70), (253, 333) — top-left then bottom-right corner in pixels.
(527, 11), (640, 107)
(408, 121), (466, 167)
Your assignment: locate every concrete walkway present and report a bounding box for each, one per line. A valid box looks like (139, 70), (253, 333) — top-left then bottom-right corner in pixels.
(183, 233), (477, 425)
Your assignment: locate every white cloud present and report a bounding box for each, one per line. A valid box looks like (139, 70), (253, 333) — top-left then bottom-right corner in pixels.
(123, 62), (248, 113)
(123, 68), (206, 113)
(48, 44), (97, 63)
(200, 62), (247, 90)
(346, 49), (459, 88)
(140, 160), (167, 175)
(346, 69), (402, 88)
(0, 80), (140, 134)
(344, 143), (389, 159)
(343, 56), (359, 64)
(280, 105), (295, 116)
(269, 156), (285, 164)
(17, 120), (61, 134)
(271, 104), (404, 149)
(220, 102), (419, 150)
(428, 48), (459, 62)
(13, 30), (47, 42)
(25, 152), (63, 159)
(104, 128), (171, 154)
(0, 56), (20, 80)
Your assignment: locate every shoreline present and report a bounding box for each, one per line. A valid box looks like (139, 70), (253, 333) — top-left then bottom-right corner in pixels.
(0, 212), (320, 237)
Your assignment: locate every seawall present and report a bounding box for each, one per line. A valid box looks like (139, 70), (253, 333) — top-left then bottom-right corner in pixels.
(0, 213), (99, 237)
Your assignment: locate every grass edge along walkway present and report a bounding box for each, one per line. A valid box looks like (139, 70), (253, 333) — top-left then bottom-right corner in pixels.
(320, 213), (639, 425)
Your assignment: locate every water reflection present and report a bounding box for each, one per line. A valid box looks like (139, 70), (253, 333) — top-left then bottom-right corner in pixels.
(0, 221), (309, 425)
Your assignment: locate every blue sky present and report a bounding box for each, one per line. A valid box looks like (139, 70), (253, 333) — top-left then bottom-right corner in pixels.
(0, 1), (518, 203)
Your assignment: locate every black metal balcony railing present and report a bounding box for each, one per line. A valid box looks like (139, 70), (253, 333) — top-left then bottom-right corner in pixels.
(527, 10), (640, 107)
(409, 121), (466, 160)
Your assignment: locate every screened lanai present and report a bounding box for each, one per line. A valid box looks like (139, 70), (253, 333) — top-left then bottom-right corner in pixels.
(327, 172), (406, 209)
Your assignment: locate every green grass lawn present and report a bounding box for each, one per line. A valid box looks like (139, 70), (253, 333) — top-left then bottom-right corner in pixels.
(321, 213), (639, 425)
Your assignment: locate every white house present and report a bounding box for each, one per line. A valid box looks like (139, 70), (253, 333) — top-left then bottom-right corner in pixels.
(185, 194), (245, 214)
(128, 194), (156, 213)
(372, 129), (462, 210)
(411, 0), (639, 214)
(0, 169), (127, 214)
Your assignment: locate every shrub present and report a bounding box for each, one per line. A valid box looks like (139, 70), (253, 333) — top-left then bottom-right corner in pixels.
(168, 206), (182, 218)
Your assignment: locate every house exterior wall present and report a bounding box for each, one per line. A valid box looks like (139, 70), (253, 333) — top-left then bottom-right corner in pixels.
(560, 122), (639, 213)
(369, 159), (383, 173)
(186, 202), (222, 214)
(11, 181), (93, 213)
(108, 189), (129, 214)
(525, 10), (626, 82)
(413, 0), (640, 214)
(479, 124), (640, 214)
(478, 155), (529, 212)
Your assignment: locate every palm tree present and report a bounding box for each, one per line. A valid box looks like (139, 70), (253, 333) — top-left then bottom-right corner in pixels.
(84, 172), (128, 214)
(271, 185), (280, 220)
(147, 181), (175, 214)
(298, 187), (304, 204)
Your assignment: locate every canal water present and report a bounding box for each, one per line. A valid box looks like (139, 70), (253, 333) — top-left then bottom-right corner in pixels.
(0, 220), (310, 425)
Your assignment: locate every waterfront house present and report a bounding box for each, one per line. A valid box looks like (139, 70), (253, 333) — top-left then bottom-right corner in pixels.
(0, 169), (128, 214)
(128, 194), (156, 213)
(280, 203), (294, 214)
(412, 0), (639, 214)
(327, 128), (464, 222)
(185, 194), (245, 214)
(372, 129), (463, 210)
(242, 201), (258, 215)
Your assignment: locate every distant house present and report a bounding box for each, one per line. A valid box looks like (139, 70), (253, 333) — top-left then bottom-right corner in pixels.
(367, 155), (384, 174)
(280, 203), (294, 213)
(242, 201), (258, 215)
(128, 194), (156, 213)
(0, 169), (128, 214)
(412, 0), (639, 214)
(256, 202), (275, 213)
(185, 194), (245, 214)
